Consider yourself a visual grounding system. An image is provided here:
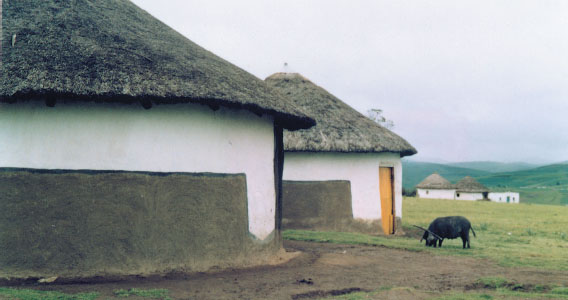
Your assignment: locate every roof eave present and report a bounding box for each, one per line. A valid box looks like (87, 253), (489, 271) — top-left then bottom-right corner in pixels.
(0, 92), (316, 131)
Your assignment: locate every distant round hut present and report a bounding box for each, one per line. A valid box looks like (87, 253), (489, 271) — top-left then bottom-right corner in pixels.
(454, 176), (489, 200)
(416, 173), (456, 199)
(265, 73), (417, 235)
(0, 1), (314, 279)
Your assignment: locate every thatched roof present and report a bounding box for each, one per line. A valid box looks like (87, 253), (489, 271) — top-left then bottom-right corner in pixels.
(416, 173), (454, 189)
(1, 0), (314, 131)
(455, 176), (489, 193)
(265, 73), (417, 156)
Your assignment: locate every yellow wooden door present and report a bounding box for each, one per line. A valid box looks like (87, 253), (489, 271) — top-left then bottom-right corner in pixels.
(379, 167), (394, 235)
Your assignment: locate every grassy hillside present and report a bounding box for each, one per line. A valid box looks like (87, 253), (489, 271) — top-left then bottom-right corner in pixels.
(446, 161), (538, 173)
(476, 163), (568, 205)
(476, 163), (568, 187)
(402, 160), (490, 190)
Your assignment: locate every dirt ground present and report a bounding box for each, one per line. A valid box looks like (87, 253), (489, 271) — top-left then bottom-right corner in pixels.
(5, 240), (568, 300)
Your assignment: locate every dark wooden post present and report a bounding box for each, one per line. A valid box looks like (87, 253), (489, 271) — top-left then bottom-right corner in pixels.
(273, 124), (284, 245)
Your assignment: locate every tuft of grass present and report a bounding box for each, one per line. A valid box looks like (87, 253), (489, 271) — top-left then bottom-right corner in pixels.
(0, 287), (98, 300)
(477, 276), (509, 289)
(552, 287), (568, 295)
(319, 291), (372, 300)
(114, 288), (171, 299)
(435, 293), (494, 300)
(526, 228), (536, 236)
(478, 222), (489, 231)
(319, 286), (424, 300)
(435, 289), (568, 300)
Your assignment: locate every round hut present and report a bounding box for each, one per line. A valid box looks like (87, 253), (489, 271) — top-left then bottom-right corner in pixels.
(455, 176), (490, 200)
(0, 1), (314, 279)
(416, 173), (456, 199)
(265, 73), (416, 235)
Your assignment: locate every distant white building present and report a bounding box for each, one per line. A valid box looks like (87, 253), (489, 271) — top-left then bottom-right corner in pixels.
(488, 192), (520, 203)
(416, 173), (456, 199)
(416, 174), (519, 203)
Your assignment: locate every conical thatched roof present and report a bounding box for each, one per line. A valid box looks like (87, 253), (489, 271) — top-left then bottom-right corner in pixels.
(455, 176), (489, 193)
(416, 173), (454, 189)
(265, 73), (417, 156)
(1, 0), (314, 131)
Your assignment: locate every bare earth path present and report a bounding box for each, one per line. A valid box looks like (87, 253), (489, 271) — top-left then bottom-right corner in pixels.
(8, 240), (568, 299)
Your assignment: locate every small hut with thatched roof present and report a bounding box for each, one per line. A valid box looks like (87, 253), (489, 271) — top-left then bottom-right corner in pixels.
(416, 173), (457, 199)
(0, 0), (314, 280)
(416, 174), (493, 201)
(265, 73), (416, 235)
(455, 176), (489, 200)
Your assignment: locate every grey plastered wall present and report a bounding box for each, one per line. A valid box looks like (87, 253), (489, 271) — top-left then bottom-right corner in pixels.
(0, 169), (279, 279)
(282, 180), (381, 234)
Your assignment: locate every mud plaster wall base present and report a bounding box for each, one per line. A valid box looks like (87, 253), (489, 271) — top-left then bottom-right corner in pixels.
(0, 169), (279, 279)
(283, 180), (379, 234)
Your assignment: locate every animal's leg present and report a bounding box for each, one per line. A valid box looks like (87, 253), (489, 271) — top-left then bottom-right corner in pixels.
(438, 239), (443, 247)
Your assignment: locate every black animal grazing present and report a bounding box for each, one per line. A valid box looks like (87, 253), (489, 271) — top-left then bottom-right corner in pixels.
(413, 216), (476, 249)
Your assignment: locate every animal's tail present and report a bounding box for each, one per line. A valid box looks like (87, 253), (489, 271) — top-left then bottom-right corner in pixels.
(470, 227), (476, 237)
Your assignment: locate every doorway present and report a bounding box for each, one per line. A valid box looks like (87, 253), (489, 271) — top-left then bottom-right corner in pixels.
(379, 167), (395, 235)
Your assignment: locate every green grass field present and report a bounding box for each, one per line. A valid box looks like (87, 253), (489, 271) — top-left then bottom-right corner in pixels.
(285, 197), (568, 299)
(286, 197), (568, 270)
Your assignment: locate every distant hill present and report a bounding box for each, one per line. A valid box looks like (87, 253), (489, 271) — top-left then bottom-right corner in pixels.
(475, 163), (568, 188)
(401, 160), (490, 190)
(446, 161), (539, 173)
(475, 163), (568, 205)
(403, 160), (568, 205)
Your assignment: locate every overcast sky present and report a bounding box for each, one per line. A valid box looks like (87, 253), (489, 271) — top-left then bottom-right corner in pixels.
(132, 0), (568, 164)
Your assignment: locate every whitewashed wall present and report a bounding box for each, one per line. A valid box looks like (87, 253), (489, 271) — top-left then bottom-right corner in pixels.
(455, 192), (484, 201)
(283, 152), (403, 221)
(0, 101), (276, 240)
(416, 188), (456, 200)
(488, 192), (520, 203)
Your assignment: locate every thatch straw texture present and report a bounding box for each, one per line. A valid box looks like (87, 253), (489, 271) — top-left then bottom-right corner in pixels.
(455, 176), (489, 193)
(416, 173), (454, 189)
(265, 73), (417, 156)
(1, 0), (314, 130)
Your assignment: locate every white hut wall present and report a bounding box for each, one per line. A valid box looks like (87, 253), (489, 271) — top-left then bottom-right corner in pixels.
(455, 192), (484, 201)
(283, 152), (403, 230)
(0, 101), (278, 278)
(488, 192), (520, 203)
(417, 188), (456, 200)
